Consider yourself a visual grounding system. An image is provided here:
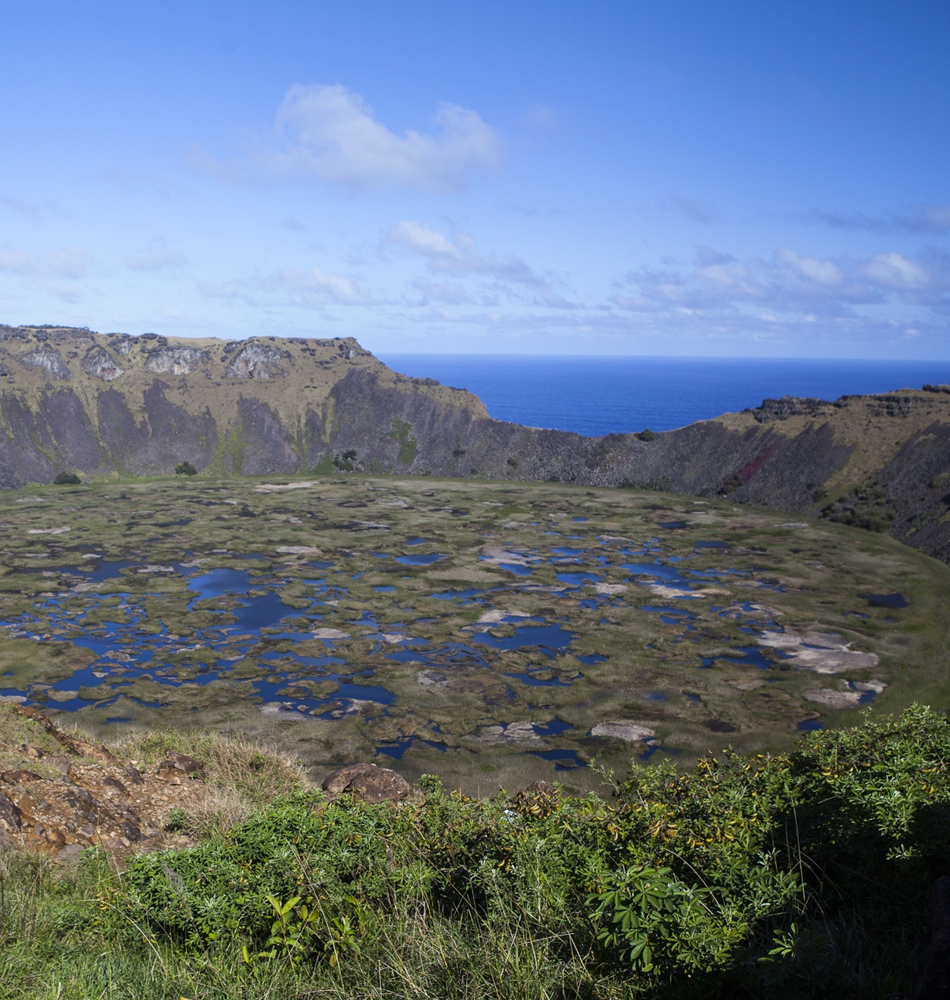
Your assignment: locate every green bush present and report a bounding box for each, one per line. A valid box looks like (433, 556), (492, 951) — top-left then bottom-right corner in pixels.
(635, 429), (657, 442)
(52, 471), (81, 485)
(175, 461), (197, 476)
(112, 707), (950, 997)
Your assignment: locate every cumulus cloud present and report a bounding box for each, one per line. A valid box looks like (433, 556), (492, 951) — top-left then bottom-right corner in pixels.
(259, 84), (501, 192)
(613, 245), (944, 319)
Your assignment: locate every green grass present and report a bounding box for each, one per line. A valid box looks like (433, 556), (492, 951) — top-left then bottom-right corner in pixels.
(1, 706), (948, 998)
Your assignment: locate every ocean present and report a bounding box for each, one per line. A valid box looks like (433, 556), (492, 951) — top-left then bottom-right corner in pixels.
(378, 355), (950, 438)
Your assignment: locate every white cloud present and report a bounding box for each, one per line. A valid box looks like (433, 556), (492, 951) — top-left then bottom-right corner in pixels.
(384, 220), (538, 284)
(776, 247), (843, 286)
(863, 252), (928, 289)
(613, 244), (944, 324)
(274, 267), (372, 305)
(262, 84), (501, 192)
(386, 220), (579, 309)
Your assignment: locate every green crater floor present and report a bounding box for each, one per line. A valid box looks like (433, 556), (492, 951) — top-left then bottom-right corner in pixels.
(0, 474), (947, 796)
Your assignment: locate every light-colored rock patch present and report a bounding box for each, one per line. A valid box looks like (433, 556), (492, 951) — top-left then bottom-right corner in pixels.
(311, 628), (350, 641)
(758, 631), (879, 673)
(276, 545), (324, 556)
(255, 482), (317, 492)
(27, 526), (70, 535)
(648, 584), (703, 600)
(590, 722), (656, 742)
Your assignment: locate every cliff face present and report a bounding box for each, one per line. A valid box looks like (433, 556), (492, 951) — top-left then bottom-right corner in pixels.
(1, 324), (949, 564)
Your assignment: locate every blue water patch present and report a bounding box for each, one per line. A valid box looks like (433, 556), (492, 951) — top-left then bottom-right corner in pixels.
(622, 561), (691, 584)
(395, 553), (445, 566)
(860, 592), (909, 608)
(497, 563), (533, 576)
(575, 653), (607, 665)
(376, 737), (447, 760)
(470, 623), (575, 655)
(187, 568), (251, 600)
(533, 718), (574, 737)
(526, 748), (586, 770)
(556, 572), (602, 585)
(429, 588), (487, 602)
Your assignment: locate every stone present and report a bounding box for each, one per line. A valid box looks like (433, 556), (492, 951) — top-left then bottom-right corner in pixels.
(157, 752), (205, 780)
(591, 722), (656, 743)
(320, 763), (411, 803)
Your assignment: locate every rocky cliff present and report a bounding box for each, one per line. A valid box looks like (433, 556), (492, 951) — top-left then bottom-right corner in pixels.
(1, 324), (949, 564)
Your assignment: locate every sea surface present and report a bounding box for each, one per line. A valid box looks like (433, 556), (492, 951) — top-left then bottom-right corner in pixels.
(379, 355), (950, 438)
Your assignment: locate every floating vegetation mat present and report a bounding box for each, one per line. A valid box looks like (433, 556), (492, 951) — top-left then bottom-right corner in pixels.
(0, 475), (947, 795)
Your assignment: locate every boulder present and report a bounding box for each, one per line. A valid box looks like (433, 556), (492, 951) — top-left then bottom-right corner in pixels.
(320, 763), (411, 803)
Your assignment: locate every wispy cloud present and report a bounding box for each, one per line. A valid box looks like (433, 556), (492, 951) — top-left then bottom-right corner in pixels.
(0, 245), (89, 279)
(385, 220), (578, 308)
(813, 203), (950, 234)
(0, 196), (64, 223)
(125, 243), (190, 272)
(250, 84), (501, 192)
(663, 194), (721, 224)
(200, 265), (372, 308)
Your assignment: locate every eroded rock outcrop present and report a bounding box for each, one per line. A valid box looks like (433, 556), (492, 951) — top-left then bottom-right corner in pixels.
(0, 705), (207, 858)
(144, 345), (209, 375)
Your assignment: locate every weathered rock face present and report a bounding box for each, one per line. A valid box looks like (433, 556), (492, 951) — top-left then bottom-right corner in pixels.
(1, 324), (949, 565)
(224, 343), (289, 379)
(144, 345), (210, 375)
(20, 348), (71, 380)
(82, 345), (125, 381)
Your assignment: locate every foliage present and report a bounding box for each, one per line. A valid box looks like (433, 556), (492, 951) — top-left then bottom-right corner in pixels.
(4, 707), (950, 997)
(52, 471), (80, 485)
(635, 428), (657, 442)
(175, 461), (197, 476)
(332, 449), (357, 471)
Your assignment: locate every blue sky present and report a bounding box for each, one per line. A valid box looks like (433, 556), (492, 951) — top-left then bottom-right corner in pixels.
(1, 1), (948, 357)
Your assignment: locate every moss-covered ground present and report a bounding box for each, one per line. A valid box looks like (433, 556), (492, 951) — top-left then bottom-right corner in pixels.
(0, 474), (947, 794)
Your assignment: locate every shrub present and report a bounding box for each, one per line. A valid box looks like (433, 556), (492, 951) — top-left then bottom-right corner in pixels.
(175, 461), (197, 476)
(52, 471), (81, 485)
(635, 428), (657, 442)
